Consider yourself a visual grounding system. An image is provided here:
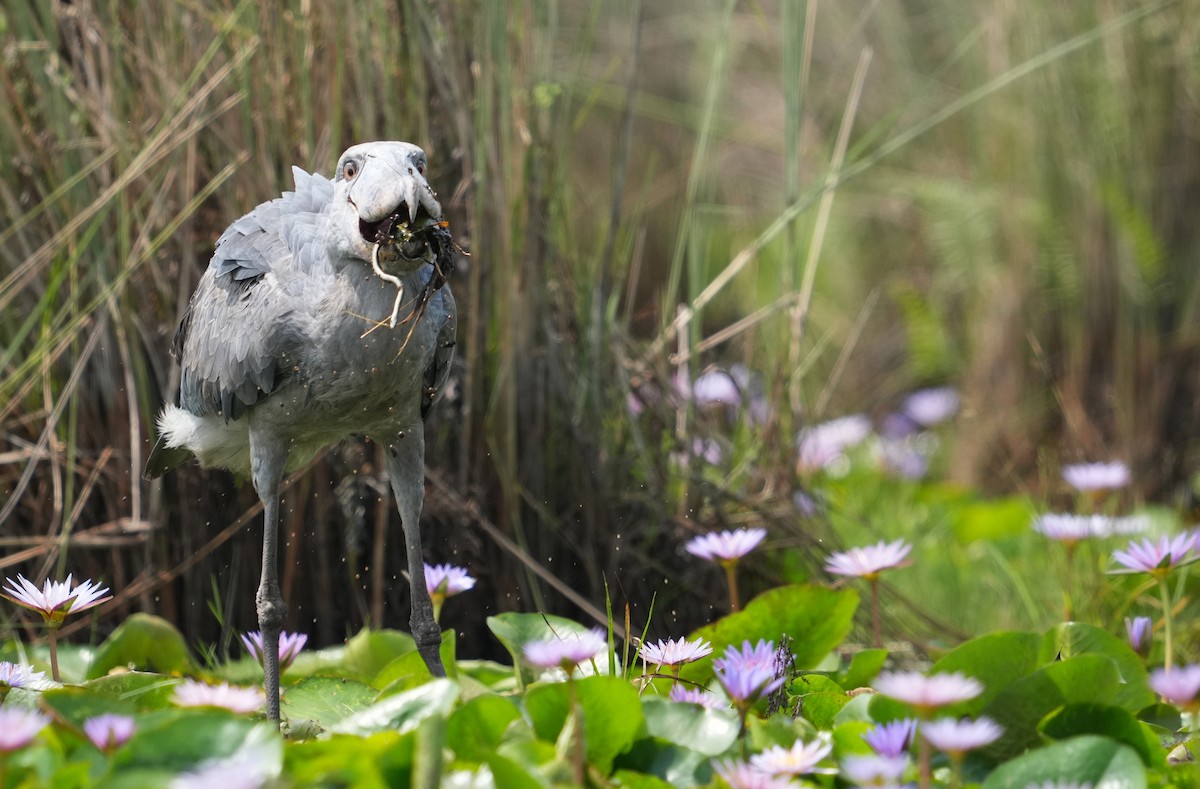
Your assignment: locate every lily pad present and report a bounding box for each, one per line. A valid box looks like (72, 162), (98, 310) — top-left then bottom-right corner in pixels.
(681, 584), (858, 684)
(86, 614), (193, 679)
(330, 677), (458, 735)
(446, 693), (525, 762)
(982, 735), (1146, 789)
(524, 675), (645, 773)
(279, 676), (378, 730)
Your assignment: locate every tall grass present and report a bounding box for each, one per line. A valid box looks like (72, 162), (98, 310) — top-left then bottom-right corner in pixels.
(0, 0), (1195, 657)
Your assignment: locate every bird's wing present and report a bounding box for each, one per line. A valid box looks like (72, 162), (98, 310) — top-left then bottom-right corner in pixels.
(174, 168), (333, 421)
(421, 287), (457, 421)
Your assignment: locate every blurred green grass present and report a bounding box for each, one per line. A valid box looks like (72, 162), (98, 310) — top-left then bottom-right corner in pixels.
(1, 0), (1197, 660)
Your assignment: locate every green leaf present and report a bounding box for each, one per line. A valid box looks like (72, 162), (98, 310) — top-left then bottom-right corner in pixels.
(833, 693), (875, 726)
(981, 735), (1146, 789)
(832, 720), (875, 758)
(980, 654), (1123, 763)
(616, 738), (712, 787)
(793, 674), (843, 694)
(279, 676), (378, 730)
(681, 584), (859, 684)
(82, 671), (182, 711)
(487, 613), (601, 687)
(745, 714), (818, 753)
(342, 628), (417, 682)
(931, 631), (1043, 711)
(1137, 702), (1181, 732)
(86, 614), (194, 679)
(330, 677), (458, 735)
(612, 768), (678, 788)
(486, 751), (553, 788)
(446, 694), (524, 762)
(1039, 622), (1154, 712)
(286, 731), (414, 787)
(868, 631), (1043, 724)
(797, 692), (850, 730)
(282, 644), (349, 679)
(0, 641), (95, 684)
(524, 676), (645, 773)
(640, 697), (739, 756)
(1039, 703), (1159, 767)
(458, 659), (520, 691)
(112, 710), (279, 773)
(375, 631), (460, 693)
(840, 648), (889, 689)
(42, 685), (139, 727)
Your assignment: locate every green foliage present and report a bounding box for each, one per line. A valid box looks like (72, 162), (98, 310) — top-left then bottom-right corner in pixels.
(982, 735), (1147, 789)
(524, 675), (644, 773)
(4, 611), (1200, 786)
(445, 694), (524, 763)
(86, 614), (194, 680)
(682, 584), (859, 683)
(329, 678), (458, 736)
(1039, 704), (1161, 768)
(278, 676), (377, 731)
(341, 628), (417, 681)
(4, 0), (1200, 785)
(488, 612), (605, 688)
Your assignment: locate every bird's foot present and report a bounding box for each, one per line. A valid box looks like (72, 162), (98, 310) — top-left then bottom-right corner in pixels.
(411, 615), (445, 678)
(255, 587), (288, 632)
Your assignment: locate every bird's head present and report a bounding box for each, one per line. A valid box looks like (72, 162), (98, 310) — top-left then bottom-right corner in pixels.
(327, 141), (445, 273)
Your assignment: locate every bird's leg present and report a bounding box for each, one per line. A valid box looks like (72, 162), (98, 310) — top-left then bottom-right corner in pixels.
(250, 429), (290, 723)
(383, 428), (445, 677)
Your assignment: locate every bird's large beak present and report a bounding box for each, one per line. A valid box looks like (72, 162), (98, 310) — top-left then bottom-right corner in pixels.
(352, 156), (443, 260)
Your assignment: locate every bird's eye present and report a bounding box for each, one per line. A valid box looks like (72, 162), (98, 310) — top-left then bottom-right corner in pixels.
(342, 160), (358, 180)
(417, 161), (426, 176)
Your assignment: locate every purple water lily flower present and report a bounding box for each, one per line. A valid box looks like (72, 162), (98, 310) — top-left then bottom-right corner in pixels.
(1111, 533), (1199, 576)
(863, 718), (917, 757)
(840, 754), (910, 786)
(638, 636), (713, 670)
(902, 387), (959, 427)
(241, 630), (307, 673)
(826, 539), (913, 580)
(749, 736), (836, 776)
(0, 707), (49, 752)
(796, 415), (872, 473)
(685, 528), (767, 564)
(921, 716), (1004, 754)
(873, 671), (983, 714)
(1148, 664), (1200, 710)
(523, 627), (607, 672)
(713, 640), (785, 705)
(1063, 461), (1130, 491)
(0, 660), (45, 689)
(711, 758), (799, 789)
(1034, 513), (1111, 543)
(83, 713), (136, 751)
(691, 369), (741, 407)
(668, 684), (723, 709)
(2, 574), (111, 626)
(1125, 616), (1152, 657)
(424, 563), (476, 597)
(172, 680), (265, 714)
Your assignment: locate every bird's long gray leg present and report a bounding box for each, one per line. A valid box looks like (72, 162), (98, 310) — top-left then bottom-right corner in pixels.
(383, 428), (445, 677)
(250, 428), (289, 722)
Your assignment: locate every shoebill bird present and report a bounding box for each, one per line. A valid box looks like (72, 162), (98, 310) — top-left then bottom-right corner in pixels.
(145, 141), (458, 722)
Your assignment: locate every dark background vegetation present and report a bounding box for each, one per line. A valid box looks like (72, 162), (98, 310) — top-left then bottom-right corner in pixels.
(2, 0), (1198, 662)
